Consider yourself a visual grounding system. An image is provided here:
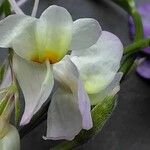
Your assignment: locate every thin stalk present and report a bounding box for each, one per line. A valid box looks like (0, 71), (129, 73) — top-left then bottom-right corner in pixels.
(31, 0), (39, 17)
(130, 9), (143, 41)
(119, 7), (143, 75)
(17, 0), (28, 7)
(124, 38), (150, 55)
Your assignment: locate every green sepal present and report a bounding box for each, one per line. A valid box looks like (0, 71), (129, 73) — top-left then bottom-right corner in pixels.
(52, 96), (116, 150)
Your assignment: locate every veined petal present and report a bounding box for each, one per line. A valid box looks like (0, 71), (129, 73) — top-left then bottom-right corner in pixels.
(71, 31), (123, 94)
(13, 54), (54, 126)
(0, 15), (36, 48)
(12, 19), (37, 61)
(70, 18), (102, 50)
(34, 5), (73, 63)
(46, 87), (82, 140)
(89, 72), (123, 105)
(45, 56), (92, 140)
(0, 125), (20, 150)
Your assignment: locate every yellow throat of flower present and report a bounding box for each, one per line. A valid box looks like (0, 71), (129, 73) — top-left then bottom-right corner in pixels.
(31, 51), (59, 64)
(31, 48), (67, 64)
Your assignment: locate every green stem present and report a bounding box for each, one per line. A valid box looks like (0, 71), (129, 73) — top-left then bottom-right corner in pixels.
(52, 97), (116, 150)
(130, 9), (143, 41)
(120, 38), (150, 74)
(117, 1), (143, 76)
(124, 38), (150, 55)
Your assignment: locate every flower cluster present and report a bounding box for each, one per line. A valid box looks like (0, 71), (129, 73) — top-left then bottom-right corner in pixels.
(0, 3), (123, 148)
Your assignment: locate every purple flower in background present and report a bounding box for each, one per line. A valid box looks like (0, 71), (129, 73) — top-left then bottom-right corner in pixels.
(129, 3), (150, 79)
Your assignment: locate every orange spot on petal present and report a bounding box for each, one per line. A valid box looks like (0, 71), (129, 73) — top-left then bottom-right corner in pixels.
(31, 51), (61, 64)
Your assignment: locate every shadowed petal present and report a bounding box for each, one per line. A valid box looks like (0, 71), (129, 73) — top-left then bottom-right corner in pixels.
(13, 54), (54, 125)
(45, 86), (82, 140)
(71, 31), (123, 94)
(89, 72), (123, 105)
(45, 56), (92, 140)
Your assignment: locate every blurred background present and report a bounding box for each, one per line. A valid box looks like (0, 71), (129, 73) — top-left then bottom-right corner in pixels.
(10, 0), (150, 149)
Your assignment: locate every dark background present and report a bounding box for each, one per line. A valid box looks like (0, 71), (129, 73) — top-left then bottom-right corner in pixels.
(9, 0), (150, 149)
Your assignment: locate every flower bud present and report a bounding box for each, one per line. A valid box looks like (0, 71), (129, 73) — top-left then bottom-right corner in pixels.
(0, 124), (20, 150)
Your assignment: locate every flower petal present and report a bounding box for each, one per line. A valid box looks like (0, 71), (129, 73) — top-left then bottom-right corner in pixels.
(71, 31), (123, 94)
(0, 15), (36, 48)
(0, 125), (20, 150)
(12, 19), (38, 61)
(89, 72), (123, 105)
(45, 56), (92, 140)
(13, 54), (54, 125)
(46, 87), (82, 140)
(70, 18), (102, 50)
(35, 5), (73, 63)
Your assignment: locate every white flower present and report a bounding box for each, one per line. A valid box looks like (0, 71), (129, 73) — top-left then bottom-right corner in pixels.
(0, 5), (123, 140)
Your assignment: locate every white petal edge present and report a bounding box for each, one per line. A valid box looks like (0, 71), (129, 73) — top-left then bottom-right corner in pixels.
(0, 15), (36, 48)
(70, 18), (102, 50)
(13, 54), (54, 126)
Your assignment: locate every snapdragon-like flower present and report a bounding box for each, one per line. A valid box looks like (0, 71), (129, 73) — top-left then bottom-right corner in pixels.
(0, 5), (123, 140)
(129, 3), (150, 79)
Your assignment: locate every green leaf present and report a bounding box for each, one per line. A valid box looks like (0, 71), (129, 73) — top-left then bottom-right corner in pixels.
(52, 96), (116, 150)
